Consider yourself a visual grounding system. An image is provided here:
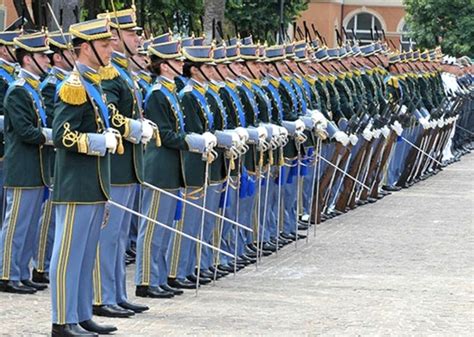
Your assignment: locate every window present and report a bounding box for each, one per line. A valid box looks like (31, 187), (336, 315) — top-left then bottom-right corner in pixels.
(400, 22), (416, 51)
(344, 12), (383, 45)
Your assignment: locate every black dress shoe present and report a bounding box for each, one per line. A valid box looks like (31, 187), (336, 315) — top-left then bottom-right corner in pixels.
(217, 264), (236, 273)
(241, 254), (257, 263)
(93, 304), (135, 318)
(228, 262), (245, 271)
(244, 250), (258, 258)
(383, 185), (402, 192)
(187, 274), (212, 284)
(290, 232), (307, 240)
(79, 319), (117, 334)
(118, 301), (149, 313)
(32, 269), (49, 284)
(52, 323), (97, 336)
(209, 265), (229, 276)
(168, 278), (197, 289)
(160, 283), (184, 295)
(199, 270), (215, 279)
(0, 280), (36, 294)
(298, 223), (309, 231)
(247, 243), (259, 252)
(262, 242), (277, 252)
(21, 279), (47, 291)
(281, 233), (296, 241)
(136, 285), (175, 298)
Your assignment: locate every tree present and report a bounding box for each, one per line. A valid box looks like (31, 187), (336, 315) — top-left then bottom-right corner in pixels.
(404, 0), (474, 56)
(202, 0), (226, 43)
(225, 0), (308, 44)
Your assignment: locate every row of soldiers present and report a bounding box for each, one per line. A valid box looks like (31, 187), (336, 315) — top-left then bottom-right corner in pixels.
(0, 6), (472, 337)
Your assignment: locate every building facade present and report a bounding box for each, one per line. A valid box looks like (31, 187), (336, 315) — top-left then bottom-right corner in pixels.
(297, 0), (414, 50)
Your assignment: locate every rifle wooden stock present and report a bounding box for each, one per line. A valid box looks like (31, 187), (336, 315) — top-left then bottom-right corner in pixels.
(396, 128), (427, 187)
(348, 139), (373, 209)
(369, 132), (397, 199)
(322, 143), (353, 211)
(359, 135), (387, 201)
(310, 141), (345, 224)
(335, 139), (369, 212)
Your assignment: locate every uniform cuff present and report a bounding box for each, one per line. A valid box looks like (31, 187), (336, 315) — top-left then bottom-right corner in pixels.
(124, 119), (143, 144)
(86, 133), (107, 156)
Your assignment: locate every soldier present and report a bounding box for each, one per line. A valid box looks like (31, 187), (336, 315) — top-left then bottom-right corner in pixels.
(32, 31), (74, 284)
(92, 7), (152, 318)
(135, 37), (201, 295)
(0, 29), (21, 226)
(167, 44), (219, 288)
(0, 31), (53, 294)
(50, 18), (118, 336)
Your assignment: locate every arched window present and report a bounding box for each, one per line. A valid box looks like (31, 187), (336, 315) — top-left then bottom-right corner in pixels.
(400, 22), (416, 51)
(344, 12), (384, 45)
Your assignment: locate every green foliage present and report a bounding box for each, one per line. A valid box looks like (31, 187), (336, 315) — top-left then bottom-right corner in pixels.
(225, 0), (308, 44)
(84, 0), (309, 41)
(139, 0), (204, 36)
(404, 0), (474, 56)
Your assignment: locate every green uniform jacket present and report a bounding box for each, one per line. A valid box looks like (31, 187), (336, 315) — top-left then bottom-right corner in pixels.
(143, 79), (187, 189)
(100, 57), (143, 185)
(52, 69), (110, 203)
(180, 82), (209, 187)
(206, 83), (227, 183)
(3, 76), (50, 188)
(0, 62), (16, 159)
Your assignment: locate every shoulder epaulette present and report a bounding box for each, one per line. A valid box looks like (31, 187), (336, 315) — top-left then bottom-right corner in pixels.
(58, 71), (87, 106)
(99, 64), (120, 81)
(151, 82), (162, 91)
(180, 84), (193, 95)
(13, 78), (26, 87)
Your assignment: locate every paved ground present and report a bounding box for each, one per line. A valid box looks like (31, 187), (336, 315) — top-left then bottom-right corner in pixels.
(1, 154), (473, 336)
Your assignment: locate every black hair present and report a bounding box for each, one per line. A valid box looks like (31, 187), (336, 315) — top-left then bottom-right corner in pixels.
(47, 45), (62, 66)
(72, 37), (87, 56)
(148, 55), (167, 76)
(15, 48), (31, 67)
(182, 61), (201, 78)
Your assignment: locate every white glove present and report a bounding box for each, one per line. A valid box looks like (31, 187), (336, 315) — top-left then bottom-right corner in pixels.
(234, 127), (249, 143)
(430, 120), (437, 129)
(278, 126), (289, 145)
(437, 118), (444, 128)
(362, 127), (373, 141)
(309, 109), (327, 124)
(141, 119), (154, 144)
(105, 131), (118, 154)
(295, 119), (305, 132)
(391, 121), (403, 136)
(256, 126), (268, 141)
(334, 131), (349, 146)
(419, 117), (430, 129)
(349, 134), (359, 146)
(400, 105), (408, 114)
(381, 125), (390, 138)
(202, 131), (217, 148)
(373, 128), (382, 139)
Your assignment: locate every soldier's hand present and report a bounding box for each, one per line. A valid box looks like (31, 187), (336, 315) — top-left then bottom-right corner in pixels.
(105, 131), (118, 154)
(141, 119), (154, 144)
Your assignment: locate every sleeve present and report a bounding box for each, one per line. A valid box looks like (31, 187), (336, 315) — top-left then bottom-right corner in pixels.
(5, 87), (45, 145)
(181, 92), (206, 134)
(279, 85), (298, 121)
(53, 99), (107, 156)
(41, 83), (56, 127)
(102, 77), (142, 143)
(145, 90), (188, 151)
